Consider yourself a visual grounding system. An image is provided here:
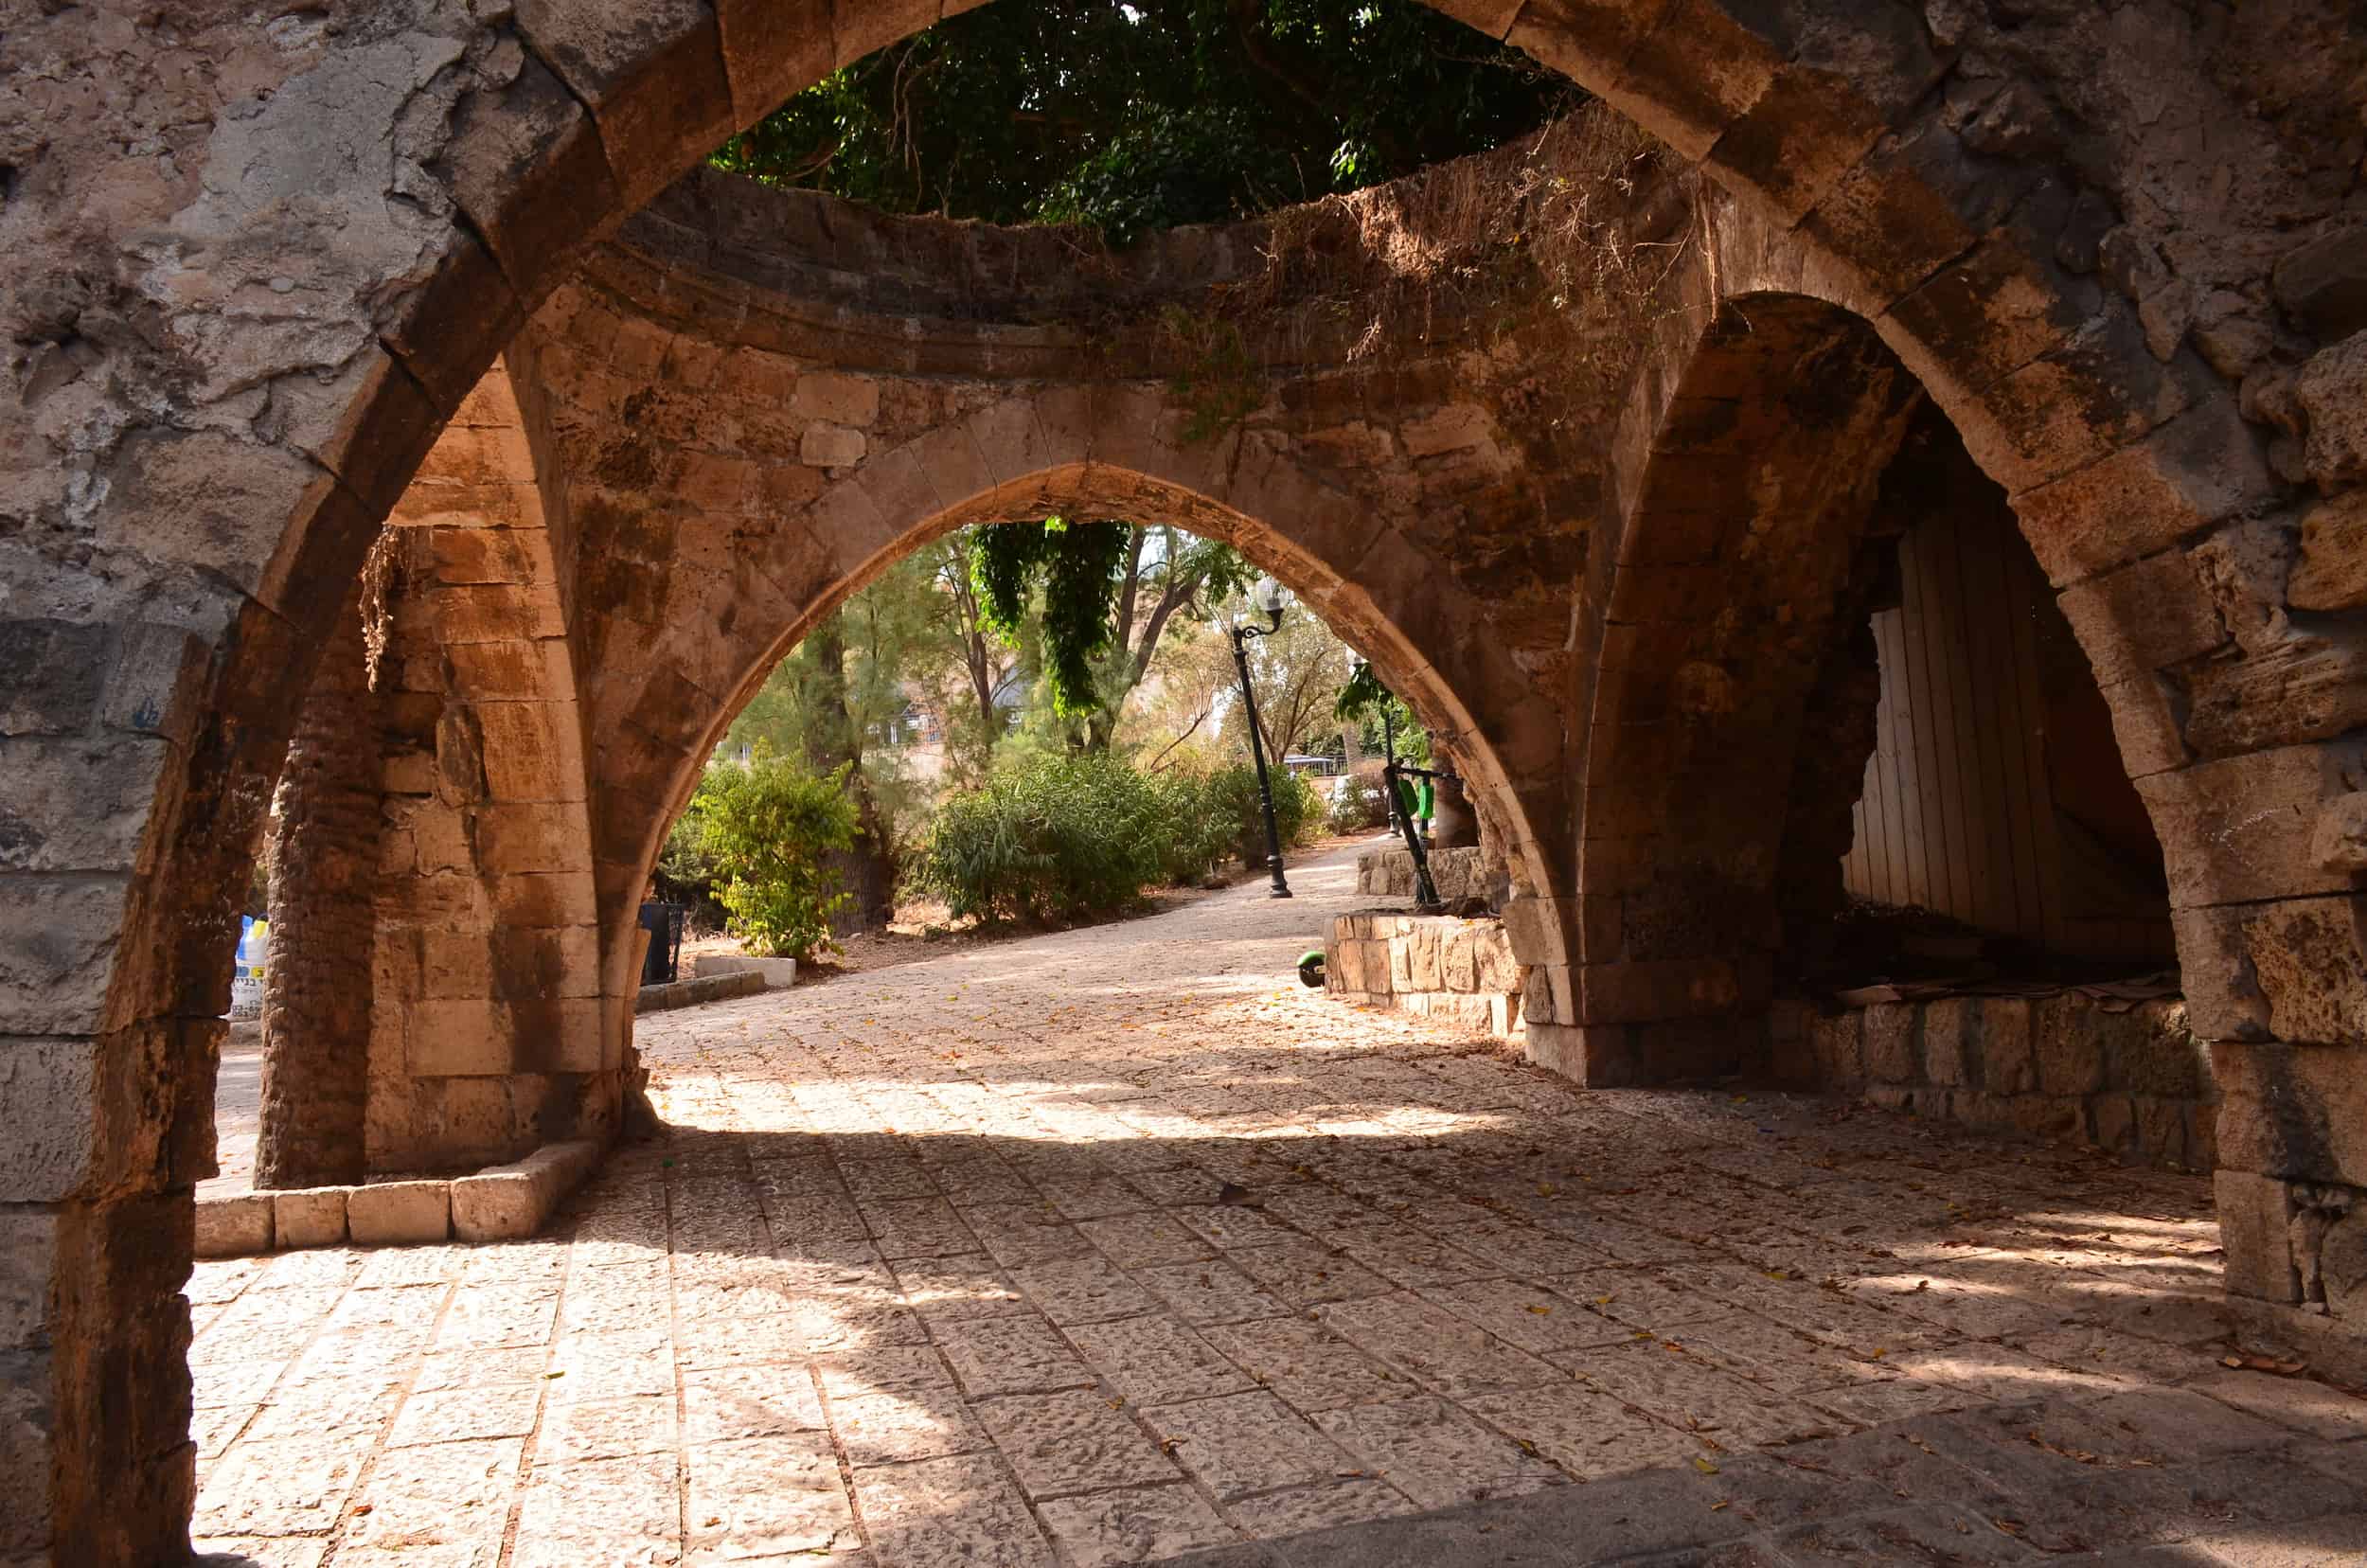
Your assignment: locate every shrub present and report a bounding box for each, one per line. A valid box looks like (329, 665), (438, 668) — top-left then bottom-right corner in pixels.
(1327, 761), (1393, 833)
(1147, 767), (1238, 886)
(917, 754), (1169, 924)
(680, 758), (860, 959)
(1199, 762), (1316, 867)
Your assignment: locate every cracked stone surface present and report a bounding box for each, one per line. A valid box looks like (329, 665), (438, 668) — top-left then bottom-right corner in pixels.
(189, 843), (2367, 1565)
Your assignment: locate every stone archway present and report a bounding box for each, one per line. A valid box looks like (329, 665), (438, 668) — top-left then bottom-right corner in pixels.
(5, 2), (2365, 1559)
(1559, 293), (1928, 1083)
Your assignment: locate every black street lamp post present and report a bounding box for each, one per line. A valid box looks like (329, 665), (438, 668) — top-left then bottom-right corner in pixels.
(1227, 576), (1292, 900)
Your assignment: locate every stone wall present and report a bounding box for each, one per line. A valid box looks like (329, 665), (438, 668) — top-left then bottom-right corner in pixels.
(1325, 912), (1525, 1039)
(1354, 846), (1504, 907)
(1767, 993), (2216, 1173)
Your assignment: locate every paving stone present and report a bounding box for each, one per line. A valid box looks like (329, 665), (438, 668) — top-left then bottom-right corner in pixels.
(191, 1539), (340, 1568)
(1035, 1483), (1242, 1568)
(935, 1314), (1095, 1396)
(1420, 1277), (1636, 1356)
(684, 1433), (860, 1559)
(509, 1452), (682, 1568)
(1202, 1315), (1418, 1411)
(1312, 1395), (1564, 1508)
(539, 1393), (679, 1463)
(674, 1309), (820, 1368)
(1006, 1252), (1166, 1324)
(1224, 1478), (1421, 1537)
(1317, 1292), (1562, 1398)
(1323, 1221), (1502, 1289)
(187, 847), (2297, 1566)
(681, 1365), (828, 1443)
(1135, 1258), (1291, 1326)
(242, 1375), (406, 1443)
(1465, 1382), (1720, 1479)
(1553, 1341), (1830, 1444)
(191, 1403), (257, 1462)
(840, 1156), (942, 1202)
(547, 1328), (678, 1399)
(966, 1204), (1099, 1266)
(190, 1357), (291, 1410)
(1077, 1209), (1219, 1267)
(972, 1386), (1183, 1497)
(889, 1253), (1029, 1320)
(863, 1196), (980, 1259)
(388, 1382), (543, 1446)
(435, 1282), (561, 1350)
(1230, 1237), (1397, 1307)
(1176, 1203), (1305, 1250)
(853, 1452), (1058, 1568)
(192, 1434), (368, 1538)
(340, 1436), (524, 1557)
(2187, 1511), (2367, 1565)
(1069, 1312), (1257, 1404)
(813, 1345), (957, 1399)
(1040, 1174), (1157, 1221)
(1144, 1391), (1363, 1501)
(2186, 1370), (2367, 1441)
(1768, 1503), (2046, 1563)
(833, 1382), (993, 1466)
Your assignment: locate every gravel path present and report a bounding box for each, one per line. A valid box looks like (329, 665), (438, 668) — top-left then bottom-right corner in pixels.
(187, 839), (2367, 1566)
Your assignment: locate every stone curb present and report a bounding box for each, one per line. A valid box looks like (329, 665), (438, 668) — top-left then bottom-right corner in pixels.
(193, 1138), (602, 1258)
(633, 969), (768, 1013)
(690, 953), (797, 986)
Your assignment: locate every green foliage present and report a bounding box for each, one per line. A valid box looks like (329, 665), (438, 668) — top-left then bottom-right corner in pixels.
(1335, 661), (1429, 765)
(655, 808), (730, 932)
(968, 519), (1244, 737)
(1198, 762), (1316, 866)
(969, 518), (1127, 718)
(1327, 762), (1392, 832)
(917, 750), (1326, 922)
(1147, 767), (1240, 884)
(680, 759), (861, 960)
(917, 754), (1171, 923)
(708, 0), (1570, 241)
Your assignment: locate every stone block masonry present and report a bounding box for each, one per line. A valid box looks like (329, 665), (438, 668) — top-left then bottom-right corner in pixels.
(1326, 911), (1525, 1038)
(1356, 846), (1500, 907)
(1766, 993), (2215, 1174)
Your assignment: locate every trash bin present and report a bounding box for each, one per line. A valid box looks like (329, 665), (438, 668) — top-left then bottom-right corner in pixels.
(638, 902), (686, 986)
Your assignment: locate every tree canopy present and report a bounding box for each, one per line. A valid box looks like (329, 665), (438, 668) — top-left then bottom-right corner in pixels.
(710, 0), (1573, 241)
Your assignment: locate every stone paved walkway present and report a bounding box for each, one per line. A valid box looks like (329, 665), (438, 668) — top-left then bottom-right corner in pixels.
(189, 842), (2367, 1566)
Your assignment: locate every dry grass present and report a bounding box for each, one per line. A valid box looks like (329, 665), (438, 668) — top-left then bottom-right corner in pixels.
(1234, 103), (1703, 361)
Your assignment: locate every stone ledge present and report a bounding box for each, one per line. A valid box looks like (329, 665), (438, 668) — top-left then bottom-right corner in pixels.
(690, 953), (797, 985)
(192, 1138), (603, 1258)
(634, 969), (768, 1013)
(2224, 1295), (2367, 1386)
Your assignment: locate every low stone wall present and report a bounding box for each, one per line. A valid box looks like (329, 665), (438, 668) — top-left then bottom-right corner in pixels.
(194, 1139), (602, 1257)
(1767, 992), (2215, 1171)
(1326, 911), (1525, 1037)
(635, 969), (768, 1013)
(1354, 845), (1500, 906)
